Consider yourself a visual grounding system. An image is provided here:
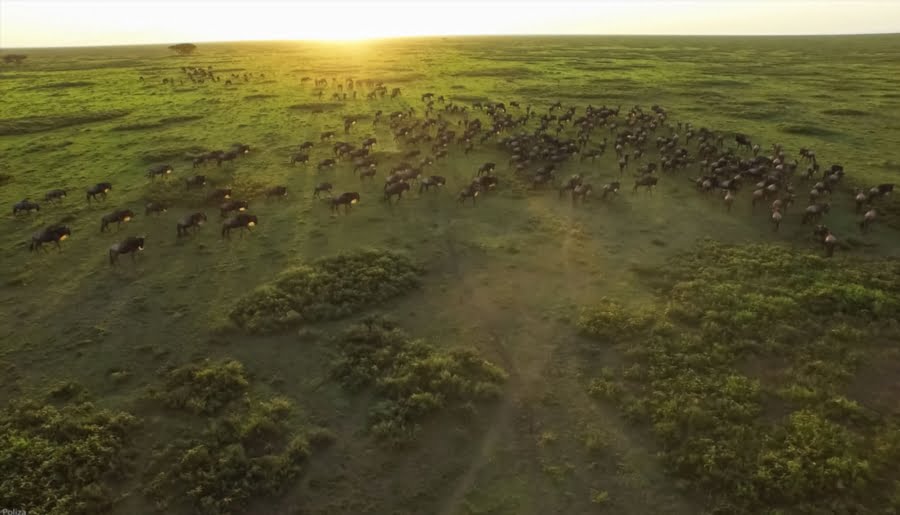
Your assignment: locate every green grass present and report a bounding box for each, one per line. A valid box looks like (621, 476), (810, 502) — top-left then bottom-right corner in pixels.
(0, 35), (899, 515)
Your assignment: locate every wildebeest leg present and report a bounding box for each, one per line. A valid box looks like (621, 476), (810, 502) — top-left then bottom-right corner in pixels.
(109, 251), (117, 265)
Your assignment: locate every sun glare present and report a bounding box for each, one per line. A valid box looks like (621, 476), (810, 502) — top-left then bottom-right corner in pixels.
(1, 1), (899, 47)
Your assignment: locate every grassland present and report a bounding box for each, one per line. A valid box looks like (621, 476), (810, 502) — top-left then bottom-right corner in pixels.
(1, 35), (899, 514)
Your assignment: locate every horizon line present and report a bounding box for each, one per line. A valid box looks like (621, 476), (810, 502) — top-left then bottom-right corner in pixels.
(3, 31), (899, 50)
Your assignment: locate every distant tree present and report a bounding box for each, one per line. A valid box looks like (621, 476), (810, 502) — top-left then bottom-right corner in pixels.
(168, 43), (197, 56)
(3, 54), (28, 65)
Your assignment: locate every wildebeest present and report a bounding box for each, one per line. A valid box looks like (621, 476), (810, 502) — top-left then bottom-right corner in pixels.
(859, 208), (877, 233)
(458, 183), (480, 205)
(145, 201), (167, 215)
(359, 165), (377, 180)
(320, 131), (336, 141)
(477, 175), (498, 191)
(207, 188), (232, 204)
(601, 181), (620, 199)
(331, 192), (360, 214)
(420, 175), (446, 193)
(231, 143), (250, 155)
(290, 153), (309, 165)
(384, 182), (410, 203)
(221, 213), (258, 238)
(477, 162), (496, 176)
(86, 182), (112, 203)
(109, 236), (145, 265)
(177, 212), (208, 237)
(318, 158), (336, 170)
(735, 134), (752, 152)
(313, 182), (333, 198)
(44, 189), (67, 202)
(29, 225), (71, 252)
(13, 199), (40, 215)
(147, 164), (173, 180)
(724, 190), (735, 212)
(572, 183), (593, 203)
(265, 186), (288, 199)
(299, 141), (315, 150)
(801, 202), (830, 224)
(771, 208), (783, 231)
(633, 175), (658, 193)
(220, 200), (249, 217)
(185, 175), (206, 189)
(100, 209), (135, 232)
(558, 174), (583, 198)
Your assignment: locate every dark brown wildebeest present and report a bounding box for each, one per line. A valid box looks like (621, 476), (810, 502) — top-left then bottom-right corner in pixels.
(390, 87), (401, 98)
(185, 175), (206, 189)
(318, 158), (336, 170)
(320, 131), (336, 141)
(109, 236), (145, 265)
(859, 208), (877, 233)
(359, 165), (377, 180)
(299, 141), (315, 151)
(86, 182), (112, 203)
(44, 189), (67, 202)
(420, 175), (446, 193)
(457, 183), (480, 205)
(633, 175), (658, 193)
(145, 202), (167, 216)
(231, 143), (251, 155)
(177, 212), (208, 237)
(192, 156), (206, 168)
(771, 208), (783, 231)
(100, 209), (135, 232)
(30, 225), (71, 252)
(207, 188), (232, 204)
(477, 175), (498, 191)
(290, 153), (309, 165)
(601, 181), (620, 200)
(220, 200), (249, 217)
(724, 190), (735, 212)
(13, 199), (40, 215)
(855, 189), (868, 213)
(801, 202), (830, 224)
(558, 174), (583, 199)
(265, 186), (288, 199)
(146, 164), (173, 180)
(313, 182), (333, 198)
(384, 182), (410, 203)
(331, 192), (360, 214)
(734, 134), (752, 152)
(572, 183), (593, 203)
(221, 213), (258, 238)
(477, 162), (496, 176)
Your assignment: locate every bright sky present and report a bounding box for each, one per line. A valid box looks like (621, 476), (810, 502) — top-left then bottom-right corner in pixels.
(1, 0), (899, 48)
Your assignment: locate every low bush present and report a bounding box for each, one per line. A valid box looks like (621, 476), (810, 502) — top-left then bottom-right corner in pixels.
(144, 396), (330, 515)
(0, 400), (139, 514)
(331, 318), (507, 445)
(230, 250), (423, 334)
(581, 241), (900, 514)
(151, 359), (249, 415)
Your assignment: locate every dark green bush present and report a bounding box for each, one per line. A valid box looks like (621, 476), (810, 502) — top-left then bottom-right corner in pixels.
(152, 359), (249, 415)
(230, 250), (423, 333)
(581, 241), (900, 514)
(144, 396), (329, 515)
(332, 319), (507, 445)
(0, 400), (139, 515)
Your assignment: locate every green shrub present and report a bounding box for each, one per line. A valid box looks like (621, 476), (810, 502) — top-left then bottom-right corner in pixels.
(576, 298), (653, 343)
(152, 359), (249, 415)
(0, 400), (139, 515)
(332, 319), (507, 445)
(580, 241), (900, 514)
(230, 250), (423, 333)
(144, 396), (329, 515)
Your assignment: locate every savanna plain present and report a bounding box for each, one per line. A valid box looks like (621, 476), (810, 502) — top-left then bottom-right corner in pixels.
(1, 35), (899, 515)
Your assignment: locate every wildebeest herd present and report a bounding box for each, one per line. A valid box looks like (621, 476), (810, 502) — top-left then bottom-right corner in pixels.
(13, 75), (895, 265)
